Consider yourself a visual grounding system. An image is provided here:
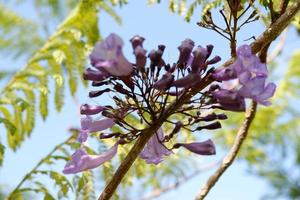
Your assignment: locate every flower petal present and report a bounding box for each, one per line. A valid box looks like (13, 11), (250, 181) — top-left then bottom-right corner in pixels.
(63, 143), (119, 174)
(172, 73), (201, 88)
(140, 128), (172, 165)
(90, 33), (133, 77)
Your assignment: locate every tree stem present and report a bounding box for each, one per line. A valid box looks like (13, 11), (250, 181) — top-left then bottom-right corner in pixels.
(195, 102), (257, 200)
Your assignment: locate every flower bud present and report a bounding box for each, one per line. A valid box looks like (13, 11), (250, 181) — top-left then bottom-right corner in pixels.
(153, 72), (174, 90)
(130, 35), (145, 49)
(206, 56), (221, 65)
(196, 121), (222, 131)
(89, 88), (111, 98)
(83, 68), (107, 81)
(173, 139), (216, 155)
(80, 104), (107, 115)
(177, 39), (195, 65)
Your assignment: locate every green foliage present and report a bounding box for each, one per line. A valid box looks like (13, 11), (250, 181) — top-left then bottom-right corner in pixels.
(0, 142), (5, 166)
(79, 171), (96, 200)
(0, 3), (44, 58)
(148, 0), (223, 22)
(0, 0), (101, 158)
(6, 132), (78, 199)
(0, 0), (126, 162)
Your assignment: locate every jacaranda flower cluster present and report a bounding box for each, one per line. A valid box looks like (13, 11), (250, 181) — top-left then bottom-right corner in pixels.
(63, 33), (275, 174)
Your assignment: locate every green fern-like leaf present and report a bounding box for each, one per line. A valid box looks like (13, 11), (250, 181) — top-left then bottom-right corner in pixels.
(0, 141), (5, 166)
(0, 0), (103, 154)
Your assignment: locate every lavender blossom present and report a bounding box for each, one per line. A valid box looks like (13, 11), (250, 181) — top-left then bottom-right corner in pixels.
(77, 116), (115, 143)
(134, 46), (147, 69)
(213, 89), (246, 111)
(172, 73), (201, 88)
(212, 67), (237, 81)
(63, 142), (119, 174)
(83, 68), (108, 81)
(190, 46), (208, 72)
(65, 34), (279, 174)
(90, 33), (133, 77)
(238, 76), (276, 106)
(212, 44), (275, 106)
(236, 45), (268, 76)
(153, 72), (174, 90)
(130, 35), (145, 49)
(77, 130), (88, 143)
(177, 39), (195, 65)
(81, 116), (115, 133)
(140, 128), (172, 165)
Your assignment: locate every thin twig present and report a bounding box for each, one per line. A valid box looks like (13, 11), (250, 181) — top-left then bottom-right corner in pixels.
(195, 102), (257, 200)
(267, 28), (288, 63)
(193, 4), (299, 197)
(250, 1), (300, 53)
(97, 2), (300, 199)
(280, 0), (290, 15)
(141, 161), (220, 200)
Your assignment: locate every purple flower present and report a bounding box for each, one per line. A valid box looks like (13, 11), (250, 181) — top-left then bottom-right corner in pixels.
(177, 38), (195, 65)
(134, 46), (147, 69)
(77, 130), (88, 143)
(172, 73), (201, 88)
(81, 116), (115, 133)
(212, 44), (276, 106)
(212, 67), (237, 81)
(213, 89), (246, 112)
(90, 33), (133, 77)
(213, 45), (268, 81)
(63, 142), (119, 174)
(206, 55), (221, 65)
(80, 104), (107, 115)
(238, 76), (276, 106)
(148, 46), (165, 68)
(235, 45), (268, 76)
(140, 128), (172, 165)
(191, 46), (208, 72)
(83, 68), (108, 81)
(78, 116), (115, 143)
(153, 72), (174, 90)
(174, 139), (216, 155)
(130, 35), (145, 49)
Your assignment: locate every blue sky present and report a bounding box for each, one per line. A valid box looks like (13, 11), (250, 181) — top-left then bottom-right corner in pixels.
(1, 0), (299, 199)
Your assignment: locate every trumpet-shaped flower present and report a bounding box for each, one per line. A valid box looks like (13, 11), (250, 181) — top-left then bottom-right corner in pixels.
(212, 44), (275, 106)
(77, 116), (115, 143)
(90, 33), (133, 77)
(238, 76), (276, 106)
(140, 128), (172, 165)
(63, 142), (119, 174)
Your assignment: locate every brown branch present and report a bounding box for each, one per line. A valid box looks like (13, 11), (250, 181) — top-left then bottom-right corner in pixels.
(280, 0), (290, 15)
(193, 3), (300, 199)
(250, 1), (300, 53)
(97, 2), (300, 199)
(267, 28), (288, 63)
(194, 102), (257, 200)
(141, 161), (220, 200)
